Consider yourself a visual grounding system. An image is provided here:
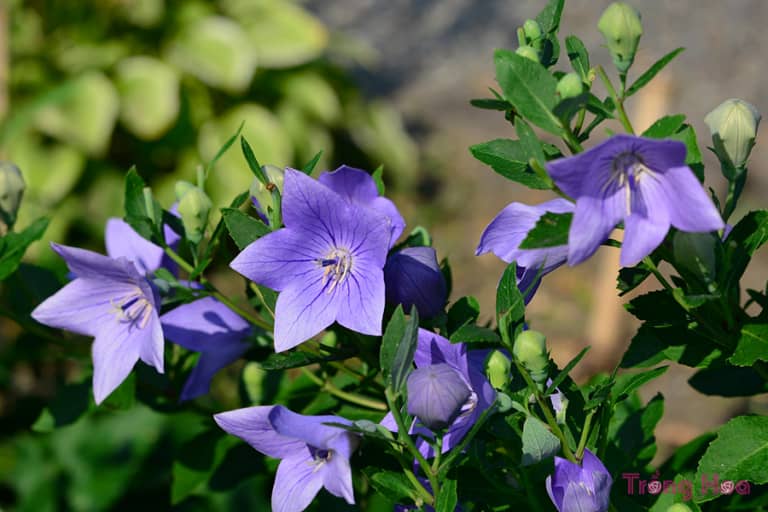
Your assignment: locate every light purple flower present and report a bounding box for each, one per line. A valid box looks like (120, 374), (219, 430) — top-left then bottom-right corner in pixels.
(383, 328), (496, 457)
(407, 363), (472, 429)
(214, 405), (358, 512)
(160, 297), (251, 401)
(476, 199), (573, 302)
(384, 246), (447, 318)
(318, 165), (405, 247)
(230, 169), (392, 352)
(31, 243), (164, 404)
(105, 213), (180, 275)
(546, 449), (613, 512)
(547, 135), (725, 267)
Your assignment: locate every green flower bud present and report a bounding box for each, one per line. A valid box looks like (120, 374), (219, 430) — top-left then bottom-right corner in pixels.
(515, 45), (540, 63)
(177, 184), (212, 244)
(598, 2), (643, 73)
(556, 72), (584, 100)
(666, 505), (693, 512)
(486, 349), (512, 390)
(174, 180), (196, 201)
(0, 162), (26, 234)
(522, 19), (543, 48)
(672, 231), (717, 281)
(704, 98), (761, 171)
(513, 330), (549, 386)
(249, 165), (285, 215)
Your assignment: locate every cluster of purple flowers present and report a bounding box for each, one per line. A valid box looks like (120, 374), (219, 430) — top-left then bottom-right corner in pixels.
(29, 133), (723, 512)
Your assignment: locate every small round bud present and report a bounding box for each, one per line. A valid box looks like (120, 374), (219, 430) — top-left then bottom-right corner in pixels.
(174, 180), (196, 201)
(522, 19), (543, 46)
(516, 45), (540, 63)
(513, 330), (549, 385)
(0, 162), (25, 234)
(598, 2), (643, 73)
(407, 363), (471, 430)
(556, 73), (584, 100)
(666, 505), (693, 512)
(704, 98), (761, 171)
(177, 185), (212, 244)
(486, 349), (512, 390)
(249, 165), (285, 219)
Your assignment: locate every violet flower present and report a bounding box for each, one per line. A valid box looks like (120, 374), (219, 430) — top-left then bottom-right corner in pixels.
(105, 215), (180, 275)
(407, 363), (472, 430)
(547, 135), (724, 266)
(230, 169), (392, 352)
(546, 449), (613, 512)
(384, 246), (447, 318)
(318, 165), (405, 247)
(31, 243), (164, 404)
(160, 296), (251, 401)
(476, 198), (574, 303)
(214, 405), (358, 512)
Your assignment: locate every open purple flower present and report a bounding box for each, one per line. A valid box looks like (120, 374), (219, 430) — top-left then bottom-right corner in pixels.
(384, 246), (447, 318)
(407, 363), (472, 429)
(230, 169), (392, 352)
(105, 214), (180, 276)
(476, 199), (573, 302)
(547, 135), (725, 266)
(214, 405), (358, 512)
(31, 243), (163, 404)
(318, 165), (405, 247)
(161, 297), (251, 401)
(546, 449), (612, 512)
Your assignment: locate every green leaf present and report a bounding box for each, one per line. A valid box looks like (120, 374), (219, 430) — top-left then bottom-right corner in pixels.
(258, 349), (351, 371)
(545, 346), (590, 395)
(368, 470), (415, 502)
(171, 430), (237, 504)
(449, 325), (501, 345)
(515, 118), (546, 169)
(612, 366), (668, 402)
(496, 263), (526, 343)
(469, 98), (511, 111)
(625, 48), (685, 97)
(642, 114), (686, 139)
(669, 125), (704, 181)
(123, 167), (161, 240)
(723, 210), (768, 286)
(494, 50), (562, 135)
(729, 324), (768, 366)
(535, 0), (565, 34)
(31, 378), (92, 433)
(521, 416), (560, 465)
(436, 478), (458, 512)
(301, 150), (323, 175)
(469, 139), (552, 190)
(565, 35), (590, 80)
(372, 165), (385, 195)
(380, 305), (419, 392)
(695, 415), (768, 502)
(206, 121), (245, 178)
(0, 217), (49, 280)
(447, 296), (480, 333)
(221, 208), (270, 250)
(688, 364), (768, 396)
(519, 212), (572, 249)
(240, 135), (268, 183)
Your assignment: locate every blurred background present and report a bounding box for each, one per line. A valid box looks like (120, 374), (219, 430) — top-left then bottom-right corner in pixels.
(1, 0), (767, 509)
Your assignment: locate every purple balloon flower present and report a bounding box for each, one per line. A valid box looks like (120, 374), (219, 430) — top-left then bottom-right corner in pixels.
(230, 169), (392, 352)
(31, 243), (164, 404)
(546, 449), (613, 512)
(318, 165), (406, 247)
(214, 405), (358, 512)
(407, 363), (472, 430)
(384, 246), (447, 318)
(161, 296), (251, 401)
(477, 198), (574, 302)
(104, 214), (180, 276)
(547, 135), (725, 267)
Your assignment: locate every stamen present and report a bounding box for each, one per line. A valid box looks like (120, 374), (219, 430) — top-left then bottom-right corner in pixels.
(605, 153), (661, 216)
(317, 248), (353, 294)
(109, 287), (153, 330)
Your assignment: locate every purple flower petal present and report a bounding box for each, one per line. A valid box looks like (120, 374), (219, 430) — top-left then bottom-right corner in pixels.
(546, 450), (612, 512)
(51, 243), (143, 282)
(568, 193), (624, 265)
(322, 454), (355, 504)
(161, 297), (250, 352)
(384, 247), (447, 318)
(334, 265), (385, 336)
(561, 481), (601, 512)
(661, 167), (725, 232)
(179, 344), (249, 401)
(407, 364), (472, 429)
(273, 275), (343, 352)
(268, 406), (355, 455)
(271, 451), (325, 512)
(214, 406), (306, 459)
(105, 218), (167, 276)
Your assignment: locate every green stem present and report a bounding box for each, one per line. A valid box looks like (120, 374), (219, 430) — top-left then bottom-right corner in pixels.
(300, 368), (387, 411)
(722, 171), (746, 222)
(575, 410), (596, 459)
(385, 388), (440, 503)
(562, 127), (584, 154)
(249, 282), (275, 319)
(402, 466), (435, 506)
(596, 66), (635, 135)
(438, 402), (497, 477)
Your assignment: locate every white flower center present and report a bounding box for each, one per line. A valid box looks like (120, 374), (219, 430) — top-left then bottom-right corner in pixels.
(318, 248), (353, 294)
(110, 287), (153, 329)
(604, 152), (660, 215)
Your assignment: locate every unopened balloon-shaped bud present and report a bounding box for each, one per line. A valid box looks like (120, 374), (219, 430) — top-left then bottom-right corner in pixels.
(486, 349), (512, 390)
(666, 505), (693, 512)
(598, 2), (643, 73)
(177, 184), (212, 244)
(0, 162), (25, 234)
(704, 98), (761, 171)
(407, 363), (471, 430)
(672, 231), (718, 281)
(556, 72), (584, 100)
(522, 19), (543, 48)
(516, 45), (540, 63)
(174, 180), (196, 201)
(249, 165), (285, 221)
(513, 330), (549, 386)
